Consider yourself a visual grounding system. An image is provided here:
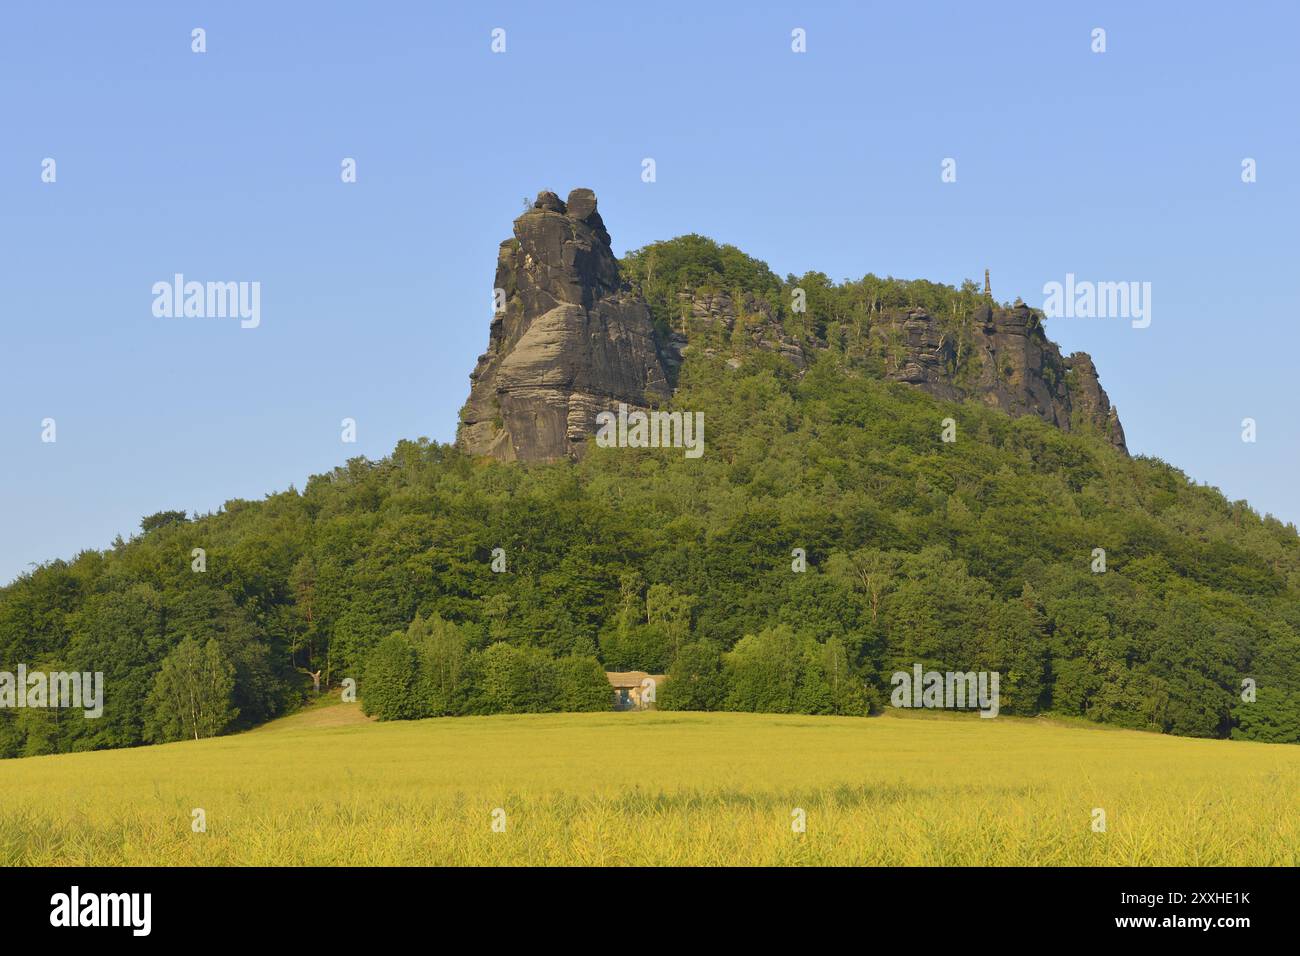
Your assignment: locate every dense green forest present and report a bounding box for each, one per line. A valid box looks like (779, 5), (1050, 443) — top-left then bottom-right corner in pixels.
(3, 239), (1299, 755)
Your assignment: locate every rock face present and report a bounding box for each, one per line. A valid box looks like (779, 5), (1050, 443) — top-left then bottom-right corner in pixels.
(457, 189), (671, 461)
(459, 189), (1127, 459)
(1061, 350), (1127, 451)
(659, 292), (1127, 453)
(670, 290), (810, 372)
(871, 300), (1127, 452)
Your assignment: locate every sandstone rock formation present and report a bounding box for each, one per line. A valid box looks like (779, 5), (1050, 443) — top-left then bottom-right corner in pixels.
(1060, 350), (1127, 451)
(458, 189), (1127, 459)
(658, 292), (1127, 453)
(457, 189), (670, 461)
(669, 289), (810, 371)
(872, 300), (1127, 452)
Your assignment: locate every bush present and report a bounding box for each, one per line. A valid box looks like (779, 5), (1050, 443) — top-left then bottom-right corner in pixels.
(556, 656), (615, 712)
(472, 643), (560, 714)
(1231, 687), (1300, 743)
(725, 626), (873, 716)
(659, 642), (726, 711)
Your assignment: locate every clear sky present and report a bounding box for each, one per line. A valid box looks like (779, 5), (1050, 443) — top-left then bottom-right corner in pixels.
(1, 1), (1297, 586)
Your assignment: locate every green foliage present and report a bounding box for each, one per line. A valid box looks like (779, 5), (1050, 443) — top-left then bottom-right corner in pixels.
(555, 656), (616, 713)
(724, 625), (872, 716)
(600, 623), (672, 674)
(144, 637), (238, 742)
(659, 642), (726, 711)
(360, 632), (419, 721)
(621, 234), (784, 340)
(410, 614), (473, 717)
(140, 511), (188, 534)
(622, 234), (781, 302)
(361, 616), (610, 718)
(473, 643), (558, 714)
(1232, 687), (1300, 743)
(621, 236), (1001, 382)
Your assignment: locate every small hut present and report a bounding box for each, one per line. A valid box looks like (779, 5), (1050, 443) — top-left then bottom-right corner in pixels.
(606, 671), (667, 711)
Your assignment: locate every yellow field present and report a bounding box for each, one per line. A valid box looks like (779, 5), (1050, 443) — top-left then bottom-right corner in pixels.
(1, 702), (1297, 866)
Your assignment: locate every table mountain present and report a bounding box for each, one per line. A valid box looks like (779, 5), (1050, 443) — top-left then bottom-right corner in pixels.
(458, 188), (1126, 460)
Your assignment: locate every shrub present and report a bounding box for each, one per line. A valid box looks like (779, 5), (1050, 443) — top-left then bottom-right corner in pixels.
(659, 642), (726, 711)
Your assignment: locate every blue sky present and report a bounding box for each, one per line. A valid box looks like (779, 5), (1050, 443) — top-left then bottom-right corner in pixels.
(1, 1), (1297, 585)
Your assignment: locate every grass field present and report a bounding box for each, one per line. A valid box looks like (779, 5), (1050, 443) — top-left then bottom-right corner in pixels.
(1, 702), (1297, 866)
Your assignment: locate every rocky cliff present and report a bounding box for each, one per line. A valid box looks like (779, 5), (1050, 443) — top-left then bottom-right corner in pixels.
(654, 290), (1126, 453)
(875, 300), (1127, 451)
(458, 188), (1127, 460)
(457, 189), (671, 461)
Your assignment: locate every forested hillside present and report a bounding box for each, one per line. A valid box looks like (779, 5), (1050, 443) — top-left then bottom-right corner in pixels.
(3, 240), (1299, 756)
